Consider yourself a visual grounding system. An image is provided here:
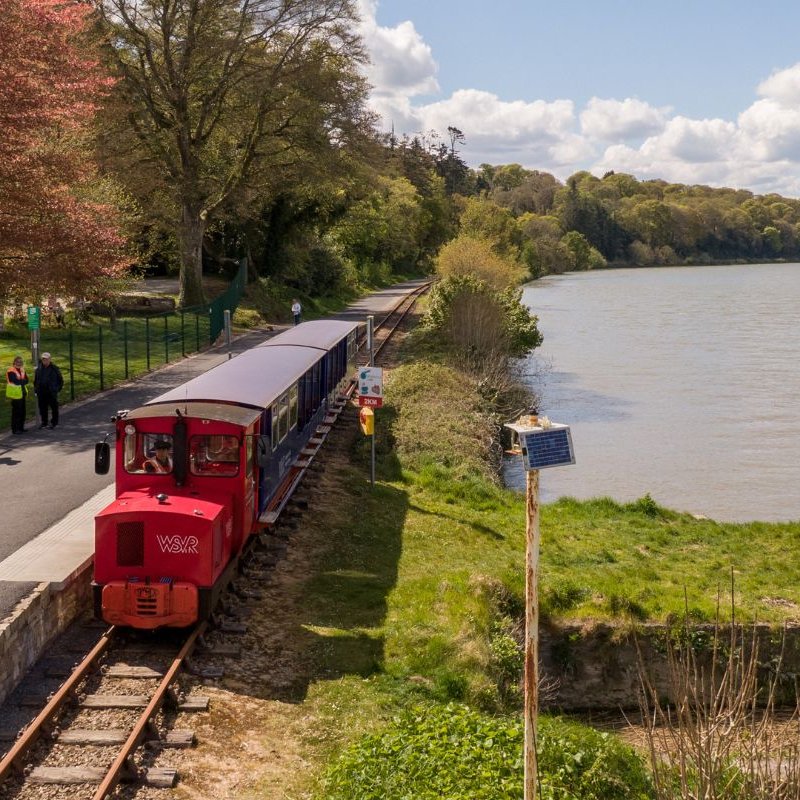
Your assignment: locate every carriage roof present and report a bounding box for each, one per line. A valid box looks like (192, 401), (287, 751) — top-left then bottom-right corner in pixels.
(143, 320), (359, 412)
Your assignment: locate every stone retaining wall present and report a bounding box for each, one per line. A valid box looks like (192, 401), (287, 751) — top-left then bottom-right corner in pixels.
(540, 621), (800, 711)
(0, 563), (93, 707)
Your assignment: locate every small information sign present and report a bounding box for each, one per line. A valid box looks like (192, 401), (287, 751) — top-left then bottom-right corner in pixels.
(358, 366), (383, 409)
(27, 306), (41, 331)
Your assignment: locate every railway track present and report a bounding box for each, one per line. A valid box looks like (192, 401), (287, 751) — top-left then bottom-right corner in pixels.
(361, 279), (431, 362)
(0, 281), (429, 799)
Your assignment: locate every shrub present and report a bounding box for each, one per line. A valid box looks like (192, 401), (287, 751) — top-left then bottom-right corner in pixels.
(322, 703), (653, 800)
(387, 361), (496, 480)
(424, 275), (543, 358)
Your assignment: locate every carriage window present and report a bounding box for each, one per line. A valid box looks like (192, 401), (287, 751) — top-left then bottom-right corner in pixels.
(245, 435), (253, 478)
(190, 435), (239, 477)
(289, 385), (298, 429)
(278, 393), (289, 441)
(271, 403), (279, 451)
(124, 432), (174, 474)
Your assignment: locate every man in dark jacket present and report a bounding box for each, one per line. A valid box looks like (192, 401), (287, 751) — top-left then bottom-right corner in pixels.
(34, 352), (64, 429)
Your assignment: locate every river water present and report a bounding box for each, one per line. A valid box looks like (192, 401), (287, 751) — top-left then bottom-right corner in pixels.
(503, 263), (800, 523)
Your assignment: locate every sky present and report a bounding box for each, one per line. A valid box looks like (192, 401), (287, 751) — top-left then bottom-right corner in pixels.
(356, 0), (800, 197)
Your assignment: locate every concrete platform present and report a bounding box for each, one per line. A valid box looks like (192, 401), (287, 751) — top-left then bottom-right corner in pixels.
(0, 485), (113, 588)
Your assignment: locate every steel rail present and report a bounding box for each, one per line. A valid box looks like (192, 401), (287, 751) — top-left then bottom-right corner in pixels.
(91, 620), (207, 800)
(372, 280), (431, 359)
(0, 625), (116, 783)
(375, 280), (431, 333)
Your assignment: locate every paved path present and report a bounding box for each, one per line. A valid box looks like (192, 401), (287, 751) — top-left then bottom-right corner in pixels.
(0, 279), (426, 620)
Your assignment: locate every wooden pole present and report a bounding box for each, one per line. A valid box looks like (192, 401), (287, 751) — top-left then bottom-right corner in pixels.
(524, 468), (540, 800)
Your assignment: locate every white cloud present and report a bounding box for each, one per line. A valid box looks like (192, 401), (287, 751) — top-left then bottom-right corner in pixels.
(355, 0), (438, 106)
(413, 90), (593, 167)
(358, 3), (800, 195)
(757, 63), (800, 107)
(738, 99), (800, 161)
(580, 97), (669, 141)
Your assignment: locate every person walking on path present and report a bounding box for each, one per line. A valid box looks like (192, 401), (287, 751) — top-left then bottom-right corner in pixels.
(34, 352), (64, 430)
(6, 355), (29, 434)
(291, 298), (302, 325)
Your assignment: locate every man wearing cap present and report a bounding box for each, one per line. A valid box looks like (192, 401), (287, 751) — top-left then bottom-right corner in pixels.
(34, 352), (64, 430)
(145, 440), (173, 473)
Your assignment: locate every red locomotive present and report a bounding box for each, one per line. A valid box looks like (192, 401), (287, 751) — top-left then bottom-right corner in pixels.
(93, 320), (361, 629)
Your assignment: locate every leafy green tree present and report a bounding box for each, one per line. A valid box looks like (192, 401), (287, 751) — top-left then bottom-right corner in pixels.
(94, 0), (369, 306)
(519, 215), (571, 277)
(762, 225), (782, 257)
(490, 169), (560, 216)
(331, 175), (424, 279)
(458, 197), (523, 260)
(562, 231), (606, 271)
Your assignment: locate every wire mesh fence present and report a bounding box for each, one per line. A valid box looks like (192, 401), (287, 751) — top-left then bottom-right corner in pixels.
(2, 261), (247, 432)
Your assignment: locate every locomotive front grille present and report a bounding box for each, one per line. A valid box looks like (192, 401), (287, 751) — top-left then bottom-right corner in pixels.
(134, 592), (159, 616)
(116, 521), (144, 566)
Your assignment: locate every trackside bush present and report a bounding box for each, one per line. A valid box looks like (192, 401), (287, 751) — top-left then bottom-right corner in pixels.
(322, 703), (653, 800)
(424, 275), (543, 358)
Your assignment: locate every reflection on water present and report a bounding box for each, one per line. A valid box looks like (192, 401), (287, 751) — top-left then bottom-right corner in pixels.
(503, 263), (800, 523)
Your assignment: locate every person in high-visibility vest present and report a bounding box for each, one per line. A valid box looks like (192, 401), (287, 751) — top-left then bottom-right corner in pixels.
(6, 355), (29, 434)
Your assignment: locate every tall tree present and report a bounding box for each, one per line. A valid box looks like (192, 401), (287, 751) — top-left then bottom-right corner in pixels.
(93, 0), (367, 306)
(0, 0), (125, 304)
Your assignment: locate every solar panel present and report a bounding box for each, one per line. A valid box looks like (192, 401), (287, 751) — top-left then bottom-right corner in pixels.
(521, 427), (575, 470)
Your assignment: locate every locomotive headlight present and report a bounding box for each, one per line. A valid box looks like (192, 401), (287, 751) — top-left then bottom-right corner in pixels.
(124, 424), (136, 436)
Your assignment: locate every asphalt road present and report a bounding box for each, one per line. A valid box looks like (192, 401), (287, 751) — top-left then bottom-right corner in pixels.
(0, 280), (425, 620)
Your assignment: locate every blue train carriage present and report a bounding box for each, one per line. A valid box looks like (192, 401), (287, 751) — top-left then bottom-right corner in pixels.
(145, 318), (362, 529)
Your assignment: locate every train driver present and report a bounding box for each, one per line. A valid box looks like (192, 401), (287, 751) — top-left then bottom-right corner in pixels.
(145, 440), (173, 473)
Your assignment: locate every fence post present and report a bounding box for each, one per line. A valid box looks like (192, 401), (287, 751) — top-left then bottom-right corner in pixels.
(164, 315), (169, 363)
(145, 316), (151, 371)
(98, 324), (104, 391)
(68, 331), (75, 401)
(123, 320), (129, 379)
(181, 309), (186, 357)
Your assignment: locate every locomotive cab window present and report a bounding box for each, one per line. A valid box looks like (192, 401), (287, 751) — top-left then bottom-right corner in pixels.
(190, 435), (239, 477)
(124, 432), (174, 474)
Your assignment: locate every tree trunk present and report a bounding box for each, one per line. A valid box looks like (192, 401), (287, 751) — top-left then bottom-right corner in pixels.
(179, 204), (206, 307)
